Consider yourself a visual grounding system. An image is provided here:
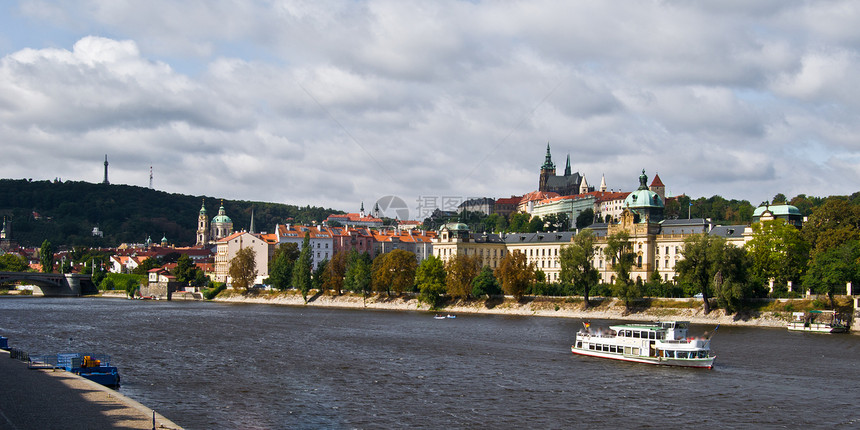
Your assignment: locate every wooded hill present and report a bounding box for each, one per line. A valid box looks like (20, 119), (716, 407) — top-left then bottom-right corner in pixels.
(0, 179), (342, 248)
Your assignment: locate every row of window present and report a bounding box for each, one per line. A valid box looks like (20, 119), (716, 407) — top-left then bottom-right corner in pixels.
(618, 329), (665, 340)
(576, 342), (640, 356)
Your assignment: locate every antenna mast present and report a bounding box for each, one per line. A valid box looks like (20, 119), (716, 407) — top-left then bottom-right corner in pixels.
(149, 166), (153, 189)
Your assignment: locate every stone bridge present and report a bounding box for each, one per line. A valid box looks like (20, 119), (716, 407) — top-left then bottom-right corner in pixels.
(0, 272), (97, 296)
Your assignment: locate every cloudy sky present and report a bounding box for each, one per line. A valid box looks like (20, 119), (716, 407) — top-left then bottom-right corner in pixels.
(2, 1), (859, 219)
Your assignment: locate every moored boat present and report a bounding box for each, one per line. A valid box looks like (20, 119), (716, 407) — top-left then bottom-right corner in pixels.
(29, 353), (121, 387)
(571, 321), (716, 369)
(787, 310), (848, 333)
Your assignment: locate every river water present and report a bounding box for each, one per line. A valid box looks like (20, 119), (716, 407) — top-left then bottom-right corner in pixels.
(0, 297), (857, 429)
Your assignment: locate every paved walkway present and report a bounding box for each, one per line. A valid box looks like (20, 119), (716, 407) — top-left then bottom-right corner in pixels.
(0, 350), (182, 430)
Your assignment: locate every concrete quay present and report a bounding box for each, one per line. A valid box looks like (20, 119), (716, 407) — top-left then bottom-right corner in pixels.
(0, 350), (182, 430)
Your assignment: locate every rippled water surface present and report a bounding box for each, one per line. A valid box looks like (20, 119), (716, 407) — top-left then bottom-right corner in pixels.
(1, 297), (858, 429)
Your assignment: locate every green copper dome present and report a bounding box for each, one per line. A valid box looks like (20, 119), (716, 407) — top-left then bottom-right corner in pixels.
(624, 169), (663, 209)
(212, 202), (232, 224)
(624, 189), (663, 208)
(442, 222), (469, 232)
(753, 204), (800, 217)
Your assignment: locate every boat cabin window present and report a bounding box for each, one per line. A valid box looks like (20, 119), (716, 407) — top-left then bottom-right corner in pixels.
(633, 331), (641, 338)
(648, 331), (656, 340)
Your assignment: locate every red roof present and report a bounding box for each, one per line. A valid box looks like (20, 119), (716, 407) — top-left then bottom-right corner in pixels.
(650, 173), (664, 187)
(326, 213), (383, 224)
(495, 196), (522, 205)
(520, 191), (560, 204)
(582, 190), (630, 203)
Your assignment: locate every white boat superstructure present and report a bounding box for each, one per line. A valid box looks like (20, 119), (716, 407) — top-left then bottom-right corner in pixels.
(571, 321), (715, 369)
(787, 311), (848, 333)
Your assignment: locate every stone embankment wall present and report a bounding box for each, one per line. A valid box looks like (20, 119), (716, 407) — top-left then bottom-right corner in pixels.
(138, 282), (184, 300)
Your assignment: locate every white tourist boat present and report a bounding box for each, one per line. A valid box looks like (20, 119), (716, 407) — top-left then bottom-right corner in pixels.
(787, 311), (848, 333)
(571, 321), (716, 369)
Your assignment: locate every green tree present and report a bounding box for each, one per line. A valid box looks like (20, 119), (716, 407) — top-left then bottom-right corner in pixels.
(483, 213), (504, 233)
(372, 250), (418, 296)
(575, 208), (594, 229)
(322, 250), (348, 295)
(771, 193), (787, 204)
(508, 212), (531, 232)
(132, 256), (161, 275)
(802, 198), (860, 257)
(745, 219), (809, 291)
(292, 232), (313, 303)
(171, 254), (196, 285)
(676, 234), (750, 314)
(802, 241), (860, 308)
(0, 254), (29, 272)
(124, 278), (139, 298)
(605, 231), (639, 309)
(416, 255), (447, 308)
(559, 228), (599, 306)
(228, 247), (258, 293)
(471, 266), (501, 297)
(313, 259), (329, 292)
(541, 213), (571, 232)
(527, 215), (544, 233)
(191, 270), (209, 288)
(445, 254), (481, 299)
(665, 198), (681, 220)
(494, 250), (535, 300)
(39, 239), (54, 273)
(645, 269), (663, 297)
(711, 245), (752, 313)
(266, 242), (299, 291)
(344, 251), (372, 300)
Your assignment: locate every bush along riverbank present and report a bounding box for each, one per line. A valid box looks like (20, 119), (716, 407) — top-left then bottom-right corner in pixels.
(94, 288), (857, 330)
(206, 289), (854, 328)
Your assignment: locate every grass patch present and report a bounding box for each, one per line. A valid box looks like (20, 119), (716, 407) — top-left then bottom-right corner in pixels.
(648, 299), (701, 309)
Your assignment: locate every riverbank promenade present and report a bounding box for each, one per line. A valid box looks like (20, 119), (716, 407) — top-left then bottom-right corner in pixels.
(0, 351), (181, 429)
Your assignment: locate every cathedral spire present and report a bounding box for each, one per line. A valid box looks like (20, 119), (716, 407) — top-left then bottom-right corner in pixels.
(541, 143), (555, 170)
(564, 154), (571, 176)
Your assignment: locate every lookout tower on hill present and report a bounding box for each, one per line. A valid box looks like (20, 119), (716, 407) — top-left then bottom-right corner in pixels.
(102, 155), (109, 185)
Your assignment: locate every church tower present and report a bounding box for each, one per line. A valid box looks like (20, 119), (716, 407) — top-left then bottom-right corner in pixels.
(539, 143), (556, 192)
(564, 154), (572, 176)
(649, 173), (666, 200)
(196, 200), (210, 246)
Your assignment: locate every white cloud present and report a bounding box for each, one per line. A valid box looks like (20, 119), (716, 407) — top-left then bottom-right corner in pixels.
(1, 0), (859, 218)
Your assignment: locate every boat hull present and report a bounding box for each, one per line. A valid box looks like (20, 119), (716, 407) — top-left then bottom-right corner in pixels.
(571, 346), (715, 369)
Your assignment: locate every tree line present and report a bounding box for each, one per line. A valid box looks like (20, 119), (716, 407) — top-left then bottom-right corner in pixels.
(222, 195), (860, 315)
(0, 179), (341, 247)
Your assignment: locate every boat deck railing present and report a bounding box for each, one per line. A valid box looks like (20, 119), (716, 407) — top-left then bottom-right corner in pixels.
(28, 353), (113, 370)
(28, 355), (59, 369)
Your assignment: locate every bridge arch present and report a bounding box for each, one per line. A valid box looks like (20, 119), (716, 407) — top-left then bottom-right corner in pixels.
(0, 272), (94, 296)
